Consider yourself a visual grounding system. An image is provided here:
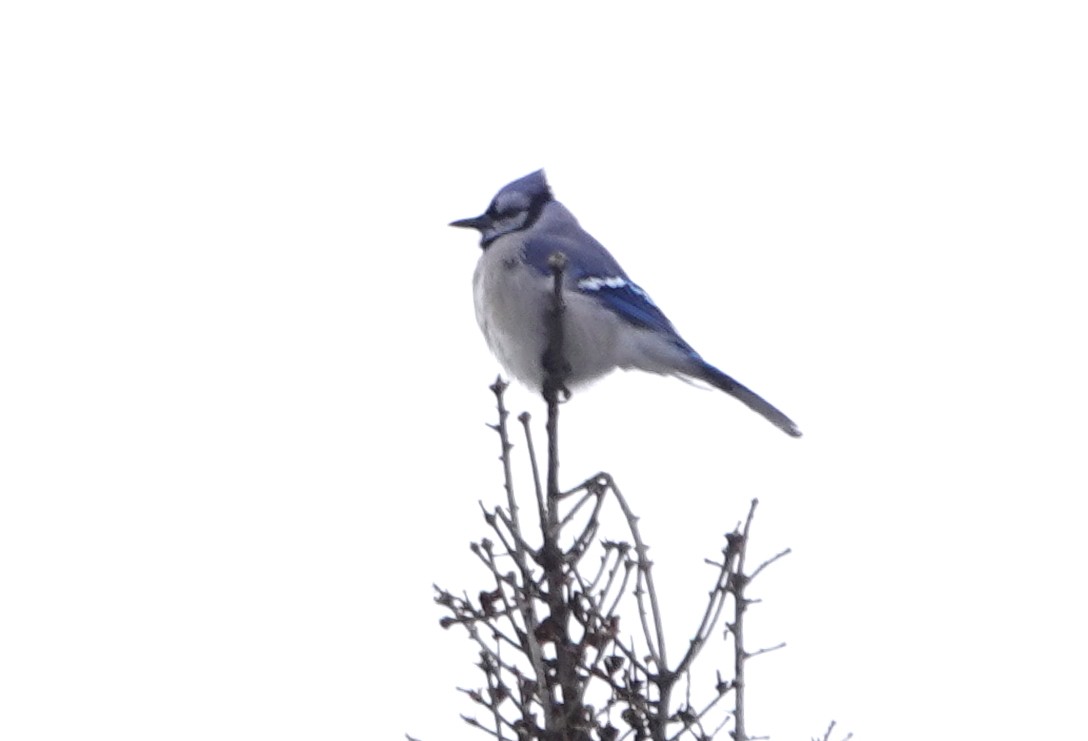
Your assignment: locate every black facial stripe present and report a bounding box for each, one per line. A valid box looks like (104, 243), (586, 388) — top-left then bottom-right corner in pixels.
(523, 193), (548, 229)
(479, 189), (552, 250)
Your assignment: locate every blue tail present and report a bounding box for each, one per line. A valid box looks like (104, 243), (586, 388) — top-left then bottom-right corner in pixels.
(697, 361), (802, 438)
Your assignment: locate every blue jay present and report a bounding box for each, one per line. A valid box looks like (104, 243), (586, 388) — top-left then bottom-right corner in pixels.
(450, 170), (801, 438)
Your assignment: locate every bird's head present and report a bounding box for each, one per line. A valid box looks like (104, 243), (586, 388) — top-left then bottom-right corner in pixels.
(450, 169), (553, 248)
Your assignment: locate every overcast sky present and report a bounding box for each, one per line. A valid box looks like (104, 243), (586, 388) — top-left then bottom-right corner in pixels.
(2, 2), (1086, 740)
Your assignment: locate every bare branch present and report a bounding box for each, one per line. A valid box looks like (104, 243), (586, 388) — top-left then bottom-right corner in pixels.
(486, 383), (551, 720)
(437, 355), (819, 740)
(608, 477), (668, 671)
(745, 642), (786, 660)
(731, 498), (759, 741)
(518, 412), (547, 529)
(813, 720), (853, 741)
(749, 548), (791, 581)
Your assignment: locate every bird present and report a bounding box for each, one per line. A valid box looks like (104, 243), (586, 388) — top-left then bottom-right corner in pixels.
(450, 170), (801, 438)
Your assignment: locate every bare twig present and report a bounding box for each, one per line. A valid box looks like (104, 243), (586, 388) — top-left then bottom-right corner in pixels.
(731, 498), (759, 741)
(542, 251), (569, 509)
(487, 383), (551, 722)
(749, 548), (791, 580)
(814, 720), (853, 741)
(489, 507), (538, 565)
(672, 541), (735, 681)
(518, 412), (547, 529)
(609, 476), (667, 670)
(746, 642), (786, 661)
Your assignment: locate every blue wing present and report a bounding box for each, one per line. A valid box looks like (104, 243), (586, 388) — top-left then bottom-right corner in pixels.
(522, 232), (693, 350)
(576, 276), (691, 346)
(522, 232), (625, 281)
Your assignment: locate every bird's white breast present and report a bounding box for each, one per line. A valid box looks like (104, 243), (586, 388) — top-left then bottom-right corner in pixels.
(473, 235), (633, 390)
(473, 238), (551, 387)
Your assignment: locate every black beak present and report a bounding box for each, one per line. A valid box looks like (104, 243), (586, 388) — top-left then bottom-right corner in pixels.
(449, 214), (490, 231)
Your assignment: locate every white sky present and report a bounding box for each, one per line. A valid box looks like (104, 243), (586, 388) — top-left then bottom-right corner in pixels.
(2, 2), (1086, 739)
